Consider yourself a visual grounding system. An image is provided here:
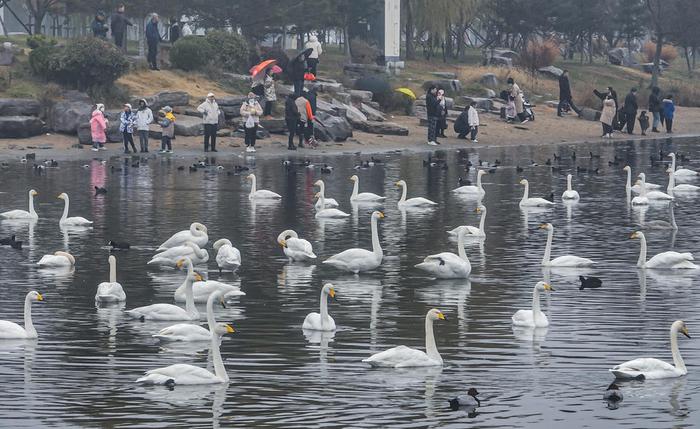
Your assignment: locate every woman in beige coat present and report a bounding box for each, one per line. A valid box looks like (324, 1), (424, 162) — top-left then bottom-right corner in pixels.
(508, 77), (525, 123)
(600, 96), (616, 138)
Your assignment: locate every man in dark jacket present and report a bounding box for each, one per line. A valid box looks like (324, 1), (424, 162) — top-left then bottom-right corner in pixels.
(557, 70), (581, 117)
(426, 85), (440, 145)
(285, 95), (300, 150)
(623, 88), (639, 134)
(145, 14), (162, 70)
(454, 106), (469, 139)
(91, 12), (109, 39)
(648, 86), (662, 132)
(110, 4), (132, 51)
(289, 52), (308, 97)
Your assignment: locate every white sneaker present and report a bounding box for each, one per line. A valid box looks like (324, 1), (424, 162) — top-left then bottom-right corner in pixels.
(249, 146), (256, 153)
(99, 146), (107, 151)
(427, 141), (438, 146)
(472, 139), (478, 143)
(91, 147), (99, 152)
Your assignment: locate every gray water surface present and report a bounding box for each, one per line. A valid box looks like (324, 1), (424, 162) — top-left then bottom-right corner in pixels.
(0, 139), (698, 428)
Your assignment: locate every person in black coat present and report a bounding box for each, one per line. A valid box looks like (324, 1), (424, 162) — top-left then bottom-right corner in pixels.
(91, 12), (109, 39)
(622, 88), (638, 134)
(557, 70), (581, 116)
(289, 52), (308, 97)
(648, 86), (662, 132)
(110, 4), (132, 51)
(145, 14), (162, 70)
(284, 95), (300, 150)
(454, 106), (469, 139)
(425, 85), (440, 145)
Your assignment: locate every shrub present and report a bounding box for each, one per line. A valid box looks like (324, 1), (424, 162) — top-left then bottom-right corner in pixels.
(26, 34), (56, 49)
(520, 39), (560, 73)
(169, 36), (214, 71)
(642, 41), (678, 63)
(48, 37), (129, 90)
(28, 45), (54, 78)
(205, 31), (250, 73)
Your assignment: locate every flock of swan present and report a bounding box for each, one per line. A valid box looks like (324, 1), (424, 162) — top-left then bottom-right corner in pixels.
(0, 151), (696, 388)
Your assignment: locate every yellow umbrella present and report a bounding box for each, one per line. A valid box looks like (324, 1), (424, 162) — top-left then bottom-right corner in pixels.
(395, 87), (416, 100)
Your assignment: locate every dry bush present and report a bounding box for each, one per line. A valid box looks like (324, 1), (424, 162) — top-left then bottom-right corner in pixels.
(520, 39), (560, 73)
(642, 42), (678, 63)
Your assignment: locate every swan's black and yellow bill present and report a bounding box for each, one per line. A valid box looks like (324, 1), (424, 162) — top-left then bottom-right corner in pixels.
(225, 324), (235, 333)
(681, 326), (691, 339)
(36, 293), (44, 301)
(543, 283), (554, 292)
(193, 272), (204, 281)
(437, 311), (446, 320)
(328, 288), (336, 298)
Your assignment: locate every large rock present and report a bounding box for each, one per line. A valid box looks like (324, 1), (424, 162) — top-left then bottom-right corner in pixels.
(174, 115), (204, 136)
(354, 121), (409, 136)
(485, 88), (497, 98)
(217, 96), (246, 106)
(314, 111), (353, 142)
(480, 73), (499, 88)
(307, 81), (345, 94)
(489, 56), (512, 68)
(259, 118), (287, 134)
(579, 107), (601, 122)
(608, 48), (636, 67)
(360, 103), (386, 122)
(317, 99), (341, 116)
(77, 120), (122, 144)
(422, 79), (462, 95)
(141, 91), (190, 111)
(458, 96), (493, 111)
(50, 100), (92, 134)
(349, 90), (373, 103)
(0, 99), (41, 117)
(538, 65), (563, 78)
(0, 116), (44, 138)
(332, 99), (367, 125)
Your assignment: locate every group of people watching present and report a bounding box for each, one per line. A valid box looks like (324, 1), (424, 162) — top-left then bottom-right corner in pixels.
(594, 86), (675, 138)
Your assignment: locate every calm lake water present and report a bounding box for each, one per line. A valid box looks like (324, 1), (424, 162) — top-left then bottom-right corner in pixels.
(0, 139), (698, 428)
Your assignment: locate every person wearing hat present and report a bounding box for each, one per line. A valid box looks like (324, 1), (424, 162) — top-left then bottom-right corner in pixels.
(240, 92), (263, 153)
(119, 103), (136, 153)
(197, 92), (222, 152)
(135, 98), (153, 152)
(91, 11), (109, 39)
(90, 103), (108, 152)
(158, 106), (175, 153)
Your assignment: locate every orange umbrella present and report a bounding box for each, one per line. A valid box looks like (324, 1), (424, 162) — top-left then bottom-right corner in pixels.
(250, 59), (277, 78)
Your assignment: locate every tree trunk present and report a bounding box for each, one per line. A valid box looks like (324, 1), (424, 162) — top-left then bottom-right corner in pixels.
(405, 0), (415, 60)
(588, 31), (593, 64)
(685, 46), (692, 75)
(650, 31), (663, 88)
(343, 26), (351, 61)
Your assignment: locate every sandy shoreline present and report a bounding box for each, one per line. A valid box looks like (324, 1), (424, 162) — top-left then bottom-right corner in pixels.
(1, 104), (698, 162)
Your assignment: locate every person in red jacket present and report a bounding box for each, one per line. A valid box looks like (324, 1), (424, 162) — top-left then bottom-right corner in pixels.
(90, 103), (108, 152)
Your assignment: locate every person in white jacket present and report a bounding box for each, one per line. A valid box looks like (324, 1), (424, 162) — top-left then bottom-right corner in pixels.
(240, 92), (263, 153)
(197, 92), (221, 152)
(134, 99), (154, 152)
(304, 34), (323, 76)
(467, 101), (479, 143)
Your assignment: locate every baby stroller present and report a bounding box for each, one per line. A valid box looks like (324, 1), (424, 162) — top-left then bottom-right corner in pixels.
(521, 95), (535, 122)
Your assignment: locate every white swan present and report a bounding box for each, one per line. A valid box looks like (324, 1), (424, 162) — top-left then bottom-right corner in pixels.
(624, 166), (661, 194)
(363, 308), (446, 368)
(666, 167), (700, 195)
(519, 179), (554, 207)
(0, 291), (43, 339)
(512, 281), (554, 328)
(213, 239), (241, 273)
(157, 222), (208, 251)
(37, 251), (75, 267)
(0, 189), (38, 220)
(452, 170), (486, 197)
(396, 180), (437, 208)
(95, 255), (126, 303)
(247, 174), (281, 200)
(175, 275), (245, 303)
(323, 211), (384, 273)
(668, 153), (699, 178)
(302, 283), (336, 331)
(448, 205), (486, 237)
(630, 231), (698, 269)
(314, 192), (349, 218)
(138, 296), (234, 384)
(350, 175), (385, 202)
(415, 226), (472, 279)
(126, 257), (200, 321)
(277, 230), (316, 261)
(57, 193), (92, 226)
(562, 174), (580, 200)
(153, 290), (226, 342)
(631, 173), (650, 205)
(148, 242), (209, 266)
(610, 320), (690, 380)
(642, 171), (674, 200)
(313, 179), (339, 209)
(539, 223), (595, 267)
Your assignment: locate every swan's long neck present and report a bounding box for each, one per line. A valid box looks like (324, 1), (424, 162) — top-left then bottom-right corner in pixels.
(109, 258), (116, 283)
(318, 181), (326, 197)
(24, 294), (36, 338)
(670, 325), (686, 373)
(211, 332), (229, 382)
(478, 210), (486, 233)
(670, 204), (678, 230)
(625, 169), (631, 191)
(639, 175), (647, 197)
(206, 293), (217, 334)
(183, 262), (197, 318)
(60, 197), (69, 222)
(521, 182), (529, 202)
(249, 177), (257, 197)
(457, 231), (468, 260)
(28, 193), (36, 216)
(351, 180), (359, 198)
(531, 286), (542, 318)
(318, 193), (326, 209)
(567, 175), (573, 192)
(319, 290), (329, 329)
(399, 184), (407, 203)
(371, 215), (382, 256)
(425, 315), (441, 362)
(477, 173), (483, 191)
(671, 154), (676, 172)
(637, 234), (647, 267)
(542, 228), (553, 265)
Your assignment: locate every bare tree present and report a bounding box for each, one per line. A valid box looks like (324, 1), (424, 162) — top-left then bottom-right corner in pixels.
(24, 0), (64, 34)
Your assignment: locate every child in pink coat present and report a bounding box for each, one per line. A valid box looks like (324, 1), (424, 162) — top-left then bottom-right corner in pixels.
(90, 103), (108, 151)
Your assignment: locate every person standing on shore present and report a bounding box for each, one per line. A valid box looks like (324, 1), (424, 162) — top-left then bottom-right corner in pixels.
(197, 92), (221, 152)
(304, 35), (323, 77)
(158, 107), (175, 153)
(600, 95), (616, 138)
(437, 89), (448, 138)
(110, 4), (132, 52)
(119, 103), (136, 153)
(263, 68), (276, 118)
(467, 101), (479, 143)
(663, 95), (675, 133)
(135, 99), (153, 153)
(648, 86), (662, 132)
(90, 104), (108, 152)
(289, 51), (308, 97)
(285, 95), (300, 150)
(295, 94), (313, 148)
(638, 111), (649, 136)
(426, 85), (440, 145)
(508, 78), (527, 124)
(622, 88), (638, 134)
(557, 70), (581, 117)
(145, 14), (162, 70)
(91, 12), (109, 39)
(594, 86), (618, 128)
(240, 92), (263, 153)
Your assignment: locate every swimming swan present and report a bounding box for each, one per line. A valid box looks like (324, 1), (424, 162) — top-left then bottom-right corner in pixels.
(149, 242), (209, 266)
(511, 281), (554, 328)
(302, 283), (336, 331)
(57, 193), (92, 226)
(519, 179), (554, 207)
(213, 238), (241, 273)
(396, 180), (437, 208)
(323, 211), (384, 273)
(277, 230), (316, 261)
(0, 291), (43, 339)
(95, 255), (126, 303)
(37, 251), (75, 267)
(630, 231), (698, 269)
(448, 205), (486, 238)
(153, 290), (227, 342)
(247, 174), (282, 200)
(350, 175), (385, 202)
(315, 192), (350, 218)
(0, 189), (38, 220)
(157, 222), (208, 251)
(561, 174), (580, 200)
(539, 223), (595, 267)
(314, 179), (339, 209)
(415, 226), (472, 279)
(452, 170), (486, 197)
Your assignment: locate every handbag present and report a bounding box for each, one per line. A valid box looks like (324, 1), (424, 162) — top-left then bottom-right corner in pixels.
(304, 72), (316, 81)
